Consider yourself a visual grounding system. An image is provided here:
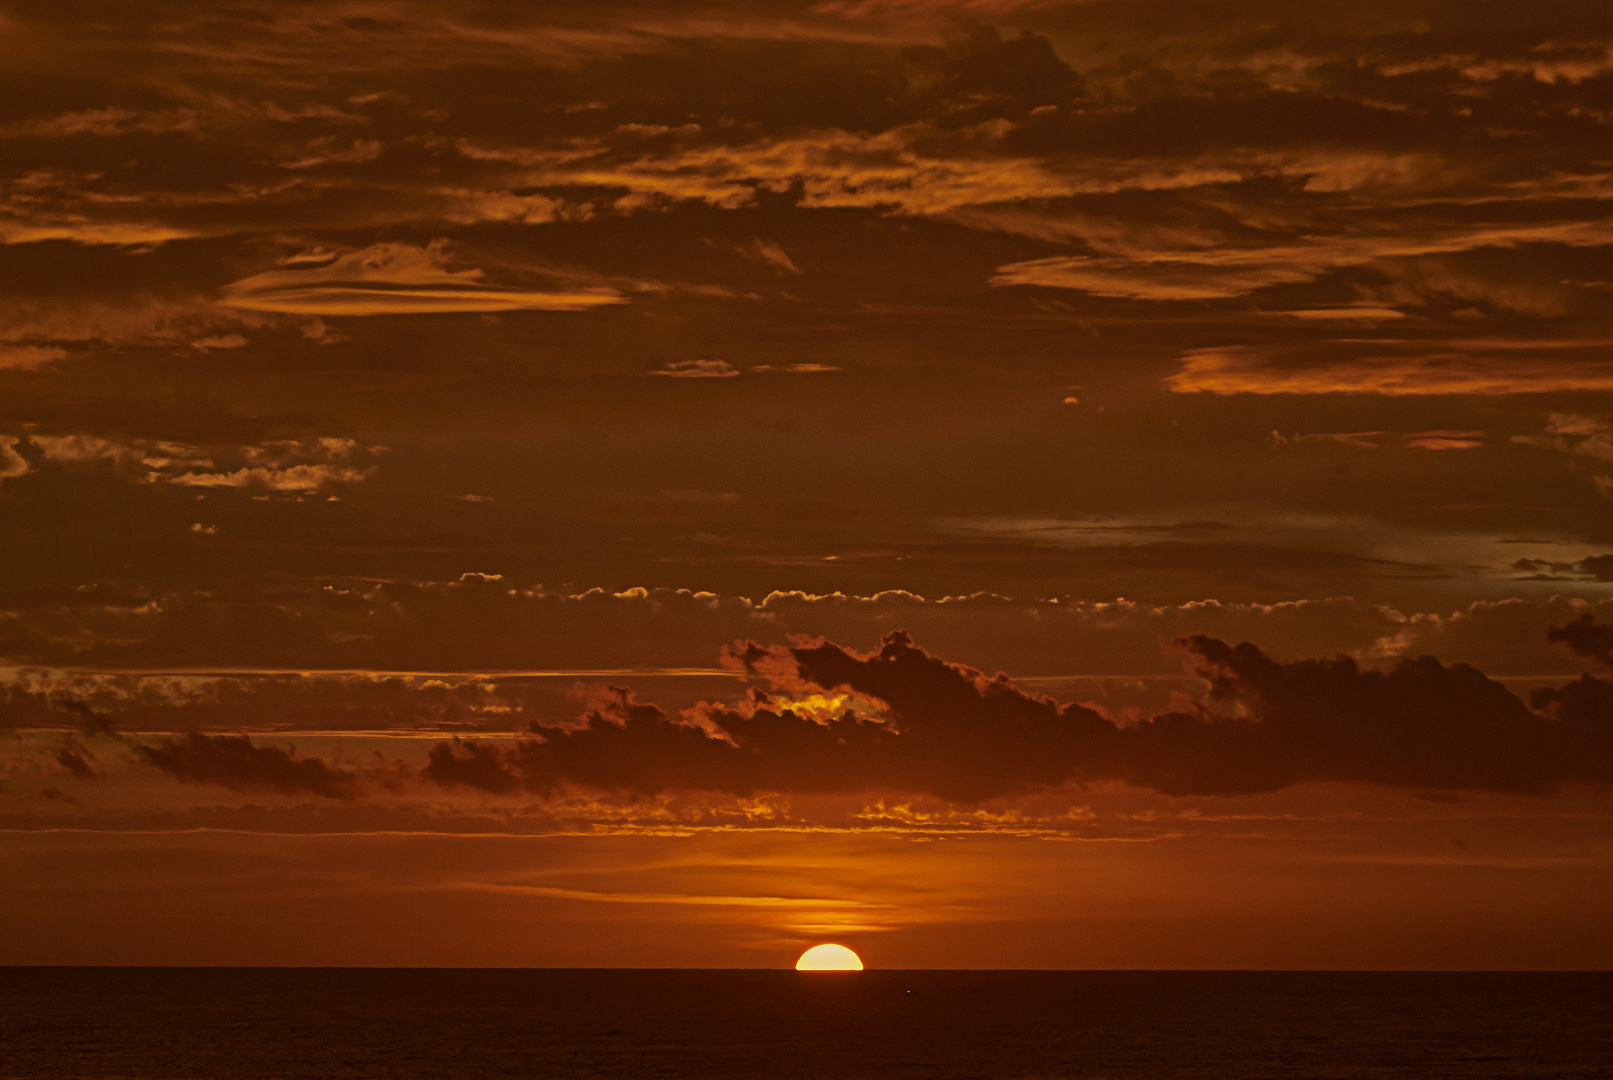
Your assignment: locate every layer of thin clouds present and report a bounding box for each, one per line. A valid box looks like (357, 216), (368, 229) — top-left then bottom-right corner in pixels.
(0, 345), (66, 370)
(20, 623), (1607, 807)
(0, 297), (266, 351)
(105, 2), (955, 99)
(7, 582), (1613, 703)
(1511, 414), (1613, 463)
(219, 242), (624, 316)
(7, 433), (382, 494)
(992, 220), (1613, 302)
(189, 334), (248, 352)
(1167, 344), (1613, 396)
(654, 359), (740, 378)
(436, 189), (594, 226)
(812, 0), (1063, 15)
(1270, 430), (1483, 451)
(0, 220), (198, 247)
(455, 126), (1083, 215)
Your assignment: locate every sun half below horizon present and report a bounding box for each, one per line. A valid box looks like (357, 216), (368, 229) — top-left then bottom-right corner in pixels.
(796, 945), (864, 971)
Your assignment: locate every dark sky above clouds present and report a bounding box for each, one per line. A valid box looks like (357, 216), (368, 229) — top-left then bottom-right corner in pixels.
(5, 0), (1613, 968)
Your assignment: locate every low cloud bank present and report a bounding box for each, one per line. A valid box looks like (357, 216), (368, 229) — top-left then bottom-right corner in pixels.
(424, 626), (1613, 801)
(133, 733), (374, 799)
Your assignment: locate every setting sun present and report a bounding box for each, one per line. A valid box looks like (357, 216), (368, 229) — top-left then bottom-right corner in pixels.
(795, 944), (863, 971)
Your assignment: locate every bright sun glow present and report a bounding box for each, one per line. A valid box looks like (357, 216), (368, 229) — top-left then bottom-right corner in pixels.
(795, 943), (864, 970)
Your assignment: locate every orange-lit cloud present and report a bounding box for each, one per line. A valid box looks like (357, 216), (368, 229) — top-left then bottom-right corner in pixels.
(994, 220), (1613, 302)
(1166, 343), (1613, 395)
(219, 242), (624, 315)
(0, 345), (65, 370)
(654, 359), (740, 378)
(0, 219), (197, 246)
(11, 433), (382, 494)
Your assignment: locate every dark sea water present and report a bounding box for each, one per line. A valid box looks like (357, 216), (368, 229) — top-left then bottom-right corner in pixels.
(2, 969), (1610, 1080)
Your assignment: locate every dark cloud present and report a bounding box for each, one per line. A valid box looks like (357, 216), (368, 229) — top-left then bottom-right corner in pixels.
(51, 735), (98, 781)
(131, 732), (369, 799)
(1546, 613), (1613, 667)
(1151, 634), (1590, 795)
(425, 629), (1613, 801)
(1578, 556), (1613, 583)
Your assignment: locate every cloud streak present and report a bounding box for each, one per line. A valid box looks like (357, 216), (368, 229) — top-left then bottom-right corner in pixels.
(1166, 343), (1613, 396)
(220, 243), (624, 316)
(131, 732), (371, 799)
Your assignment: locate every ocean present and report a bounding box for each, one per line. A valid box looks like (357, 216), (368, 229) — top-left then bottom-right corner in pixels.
(2, 969), (1609, 1079)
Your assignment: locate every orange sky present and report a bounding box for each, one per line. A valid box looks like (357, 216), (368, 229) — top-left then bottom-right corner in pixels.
(4, 0), (1613, 968)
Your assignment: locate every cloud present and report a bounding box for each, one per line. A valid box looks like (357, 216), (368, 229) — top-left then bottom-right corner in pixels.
(1403, 431), (1484, 451)
(131, 732), (367, 799)
(459, 123), (1082, 216)
(1166, 344), (1613, 395)
(1272, 431), (1386, 449)
(279, 138), (383, 170)
(741, 238), (800, 273)
(0, 579), (1554, 688)
(51, 735), (98, 781)
(992, 220), (1613, 302)
(1511, 414), (1613, 462)
(0, 220), (197, 246)
(219, 242), (624, 316)
(0, 345), (66, 370)
(813, 0), (1062, 14)
(0, 296), (261, 350)
(423, 629), (1613, 802)
(166, 462), (374, 493)
(190, 334), (248, 352)
(0, 436), (28, 484)
(168, 438), (381, 492)
(437, 189), (592, 225)
(653, 359), (739, 378)
(14, 433), (382, 494)
(1270, 430), (1483, 451)
(993, 252), (1319, 301)
(1545, 614), (1613, 668)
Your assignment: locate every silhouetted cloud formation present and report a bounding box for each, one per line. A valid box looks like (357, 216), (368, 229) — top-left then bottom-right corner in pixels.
(133, 733), (365, 799)
(1546, 613), (1613, 667)
(52, 735), (98, 781)
(425, 630), (1613, 801)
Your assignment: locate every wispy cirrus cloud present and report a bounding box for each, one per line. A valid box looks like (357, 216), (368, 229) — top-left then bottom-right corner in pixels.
(1167, 341), (1613, 396)
(653, 359), (740, 378)
(993, 219), (1613, 302)
(219, 242), (625, 316)
(0, 219), (198, 246)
